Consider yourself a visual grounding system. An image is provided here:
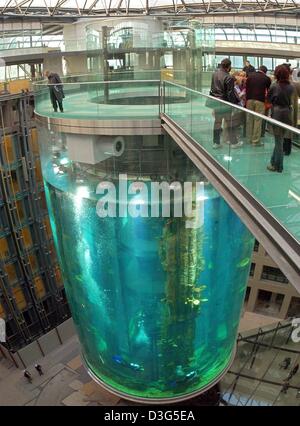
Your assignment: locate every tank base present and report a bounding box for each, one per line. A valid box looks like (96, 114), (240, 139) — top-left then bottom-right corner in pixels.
(81, 346), (236, 405)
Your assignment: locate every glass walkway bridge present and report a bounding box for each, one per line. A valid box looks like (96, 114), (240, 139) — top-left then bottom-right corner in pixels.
(34, 77), (300, 291)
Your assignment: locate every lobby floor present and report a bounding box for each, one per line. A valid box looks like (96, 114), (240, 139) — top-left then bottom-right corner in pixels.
(0, 335), (122, 406)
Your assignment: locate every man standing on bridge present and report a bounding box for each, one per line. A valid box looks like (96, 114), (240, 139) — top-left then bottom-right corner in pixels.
(45, 70), (64, 113)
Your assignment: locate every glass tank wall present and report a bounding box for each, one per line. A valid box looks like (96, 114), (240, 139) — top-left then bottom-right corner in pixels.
(36, 125), (254, 402)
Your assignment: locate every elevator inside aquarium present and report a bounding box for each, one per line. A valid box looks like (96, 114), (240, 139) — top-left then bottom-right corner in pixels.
(35, 125), (254, 402)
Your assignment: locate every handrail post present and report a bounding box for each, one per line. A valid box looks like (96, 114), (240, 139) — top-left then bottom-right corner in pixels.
(162, 80), (165, 114)
(163, 81), (166, 114)
(159, 80), (164, 116)
(158, 79), (161, 116)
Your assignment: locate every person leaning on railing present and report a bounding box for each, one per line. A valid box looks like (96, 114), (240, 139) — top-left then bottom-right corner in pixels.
(266, 65), (296, 173)
(44, 70), (65, 113)
(281, 63), (300, 156)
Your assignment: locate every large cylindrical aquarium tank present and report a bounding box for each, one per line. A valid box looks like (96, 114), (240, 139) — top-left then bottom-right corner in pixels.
(36, 121), (254, 402)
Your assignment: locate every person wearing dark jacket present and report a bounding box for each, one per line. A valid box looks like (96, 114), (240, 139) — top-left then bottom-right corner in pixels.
(279, 357), (291, 370)
(246, 65), (271, 146)
(281, 63), (300, 155)
(45, 70), (64, 113)
(23, 369), (32, 383)
(243, 60), (256, 77)
(281, 380), (290, 394)
(287, 363), (299, 381)
(35, 364), (44, 376)
(209, 58), (241, 149)
(267, 65), (295, 173)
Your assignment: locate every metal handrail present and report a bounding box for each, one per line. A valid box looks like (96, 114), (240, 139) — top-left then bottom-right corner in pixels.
(163, 80), (300, 137)
(32, 79), (161, 87)
(34, 71), (171, 84)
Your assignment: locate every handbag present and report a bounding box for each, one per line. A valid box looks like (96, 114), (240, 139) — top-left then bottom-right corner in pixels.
(264, 101), (272, 111)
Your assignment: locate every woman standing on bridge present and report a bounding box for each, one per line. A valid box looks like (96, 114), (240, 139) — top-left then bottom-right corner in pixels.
(267, 65), (295, 173)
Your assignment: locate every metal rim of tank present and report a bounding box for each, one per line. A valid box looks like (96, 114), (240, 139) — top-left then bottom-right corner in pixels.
(81, 345), (236, 405)
(35, 113), (162, 136)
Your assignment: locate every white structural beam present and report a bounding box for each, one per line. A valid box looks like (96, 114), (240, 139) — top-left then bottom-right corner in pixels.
(0, 1), (299, 16)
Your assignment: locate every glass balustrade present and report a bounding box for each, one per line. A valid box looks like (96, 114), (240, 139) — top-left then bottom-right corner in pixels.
(163, 81), (300, 244)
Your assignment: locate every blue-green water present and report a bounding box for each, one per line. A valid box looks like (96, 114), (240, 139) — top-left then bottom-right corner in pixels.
(43, 166), (254, 400)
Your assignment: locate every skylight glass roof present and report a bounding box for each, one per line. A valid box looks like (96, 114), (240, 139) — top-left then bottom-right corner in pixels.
(0, 1), (299, 16)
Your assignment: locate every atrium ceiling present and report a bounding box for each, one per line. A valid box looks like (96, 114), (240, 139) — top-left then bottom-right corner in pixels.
(0, 1), (299, 18)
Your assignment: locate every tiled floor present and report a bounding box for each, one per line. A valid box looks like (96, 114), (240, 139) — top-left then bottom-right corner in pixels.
(221, 319), (300, 406)
(238, 311), (280, 332)
(0, 335), (123, 406)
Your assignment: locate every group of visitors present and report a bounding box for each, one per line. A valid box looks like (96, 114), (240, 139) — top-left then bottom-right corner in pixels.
(23, 364), (44, 383)
(209, 58), (300, 173)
